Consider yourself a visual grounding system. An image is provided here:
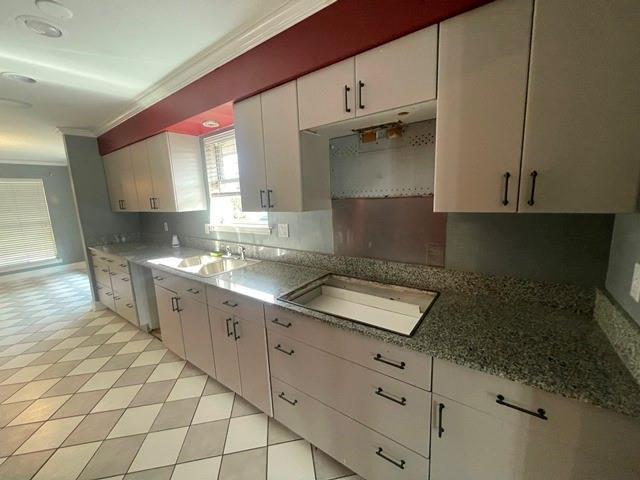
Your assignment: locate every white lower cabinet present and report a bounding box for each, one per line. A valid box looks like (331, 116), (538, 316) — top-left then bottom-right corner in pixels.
(114, 294), (137, 325)
(180, 296), (215, 377)
(154, 284), (185, 359)
(96, 284), (115, 310)
(209, 306), (242, 394)
(90, 248), (138, 325)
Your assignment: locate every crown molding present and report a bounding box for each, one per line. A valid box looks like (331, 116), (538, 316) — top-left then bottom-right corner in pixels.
(57, 127), (96, 137)
(0, 158), (67, 166)
(94, 0), (335, 136)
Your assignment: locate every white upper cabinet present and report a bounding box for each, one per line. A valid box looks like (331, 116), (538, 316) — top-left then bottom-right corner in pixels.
(355, 26), (437, 117)
(105, 131), (206, 213)
(103, 147), (139, 212)
(518, 0), (640, 213)
(103, 150), (124, 212)
(297, 58), (356, 130)
(434, 0), (533, 213)
(235, 81), (330, 213)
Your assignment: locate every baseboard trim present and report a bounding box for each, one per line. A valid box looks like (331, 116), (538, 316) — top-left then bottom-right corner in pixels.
(0, 261), (87, 283)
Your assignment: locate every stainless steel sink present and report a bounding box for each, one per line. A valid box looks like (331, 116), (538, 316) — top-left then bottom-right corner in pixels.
(149, 254), (258, 277)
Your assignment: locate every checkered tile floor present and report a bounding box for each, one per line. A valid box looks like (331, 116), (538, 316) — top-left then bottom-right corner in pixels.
(0, 269), (361, 480)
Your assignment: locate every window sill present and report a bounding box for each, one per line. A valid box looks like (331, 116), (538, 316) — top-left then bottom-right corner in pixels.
(208, 224), (272, 236)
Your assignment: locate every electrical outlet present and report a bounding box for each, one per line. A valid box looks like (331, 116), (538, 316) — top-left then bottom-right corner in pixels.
(277, 223), (289, 238)
(630, 262), (640, 303)
(163, 222), (169, 232)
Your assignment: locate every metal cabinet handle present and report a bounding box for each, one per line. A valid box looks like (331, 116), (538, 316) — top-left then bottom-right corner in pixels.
(171, 297), (177, 312)
(153, 275), (165, 281)
(149, 197), (154, 210)
(259, 189), (266, 209)
(274, 344), (294, 356)
(119, 263), (127, 268)
(109, 272), (117, 276)
(358, 80), (365, 109)
(186, 288), (200, 294)
(278, 392), (298, 406)
(438, 402), (445, 438)
(267, 189), (274, 208)
(106, 259), (114, 263)
(101, 268), (108, 273)
(496, 394), (547, 420)
(222, 300), (238, 307)
(225, 317), (233, 337)
(113, 296), (120, 301)
(271, 318), (292, 328)
(373, 353), (405, 370)
(121, 277), (130, 282)
(121, 200), (126, 210)
(527, 170), (538, 206)
(375, 387), (406, 406)
(344, 85), (351, 113)
(502, 172), (511, 206)
(232, 320), (240, 340)
(175, 297), (183, 312)
(105, 292), (113, 297)
(125, 303), (133, 308)
(375, 447), (405, 470)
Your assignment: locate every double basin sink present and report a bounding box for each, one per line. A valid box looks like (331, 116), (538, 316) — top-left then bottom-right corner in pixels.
(149, 254), (258, 277)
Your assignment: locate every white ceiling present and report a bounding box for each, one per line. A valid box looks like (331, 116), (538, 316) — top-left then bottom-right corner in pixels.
(0, 0), (330, 165)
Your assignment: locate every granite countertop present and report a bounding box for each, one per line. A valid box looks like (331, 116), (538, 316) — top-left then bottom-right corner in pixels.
(90, 243), (640, 418)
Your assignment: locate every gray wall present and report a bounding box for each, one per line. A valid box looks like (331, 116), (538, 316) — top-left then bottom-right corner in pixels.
(606, 214), (640, 324)
(0, 163), (85, 272)
(64, 135), (141, 246)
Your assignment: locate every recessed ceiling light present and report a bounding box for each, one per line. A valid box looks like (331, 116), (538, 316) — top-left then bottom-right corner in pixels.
(16, 15), (62, 38)
(202, 120), (220, 128)
(1, 72), (37, 84)
(36, 0), (73, 20)
(0, 97), (33, 109)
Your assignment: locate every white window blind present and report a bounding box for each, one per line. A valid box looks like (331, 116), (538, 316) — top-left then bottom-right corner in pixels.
(0, 178), (58, 269)
(204, 130), (240, 196)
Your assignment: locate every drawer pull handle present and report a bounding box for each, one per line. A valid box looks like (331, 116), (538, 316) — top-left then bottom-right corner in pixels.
(171, 297), (178, 312)
(232, 320), (240, 340)
(527, 170), (538, 206)
(373, 353), (405, 370)
(125, 303), (133, 308)
(153, 275), (165, 281)
(119, 264), (127, 268)
(110, 272), (117, 276)
(496, 394), (547, 420)
(375, 447), (405, 470)
(106, 259), (114, 263)
(278, 392), (298, 406)
(375, 387), (406, 406)
(438, 403), (445, 438)
(105, 292), (113, 297)
(274, 344), (294, 356)
(271, 318), (292, 328)
(222, 300), (238, 307)
(122, 278), (130, 282)
(101, 269), (108, 273)
(225, 318), (233, 337)
(187, 288), (200, 294)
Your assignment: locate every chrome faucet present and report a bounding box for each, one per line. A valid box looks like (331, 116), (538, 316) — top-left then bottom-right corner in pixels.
(238, 246), (246, 260)
(223, 245), (232, 257)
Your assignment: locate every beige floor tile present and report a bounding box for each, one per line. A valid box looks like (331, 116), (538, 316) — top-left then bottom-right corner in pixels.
(312, 445), (354, 480)
(0, 449), (55, 479)
(224, 413), (268, 454)
(172, 456), (222, 480)
(267, 439), (315, 480)
(113, 365), (156, 387)
(0, 400), (33, 427)
(167, 374), (207, 402)
(78, 434), (146, 479)
(3, 378), (60, 403)
(1, 364), (51, 384)
(268, 417), (301, 445)
(78, 369), (125, 392)
(151, 397), (199, 431)
(218, 447), (267, 480)
(0, 421), (43, 457)
(0, 353), (44, 371)
(51, 390), (106, 419)
(106, 330), (137, 344)
(42, 373), (92, 397)
(8, 395), (71, 425)
(192, 392), (234, 424)
(130, 349), (166, 368)
(51, 336), (90, 351)
(63, 409), (123, 446)
(147, 361), (185, 383)
(68, 356), (111, 376)
(128, 426), (188, 472)
(107, 403), (162, 438)
(15, 415), (84, 454)
(178, 419), (228, 463)
(59, 345), (100, 362)
(33, 441), (101, 480)
(92, 384), (142, 412)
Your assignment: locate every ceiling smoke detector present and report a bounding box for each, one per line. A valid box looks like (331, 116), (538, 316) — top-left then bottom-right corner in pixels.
(1, 72), (37, 84)
(202, 120), (220, 128)
(36, 0), (74, 20)
(16, 15), (62, 38)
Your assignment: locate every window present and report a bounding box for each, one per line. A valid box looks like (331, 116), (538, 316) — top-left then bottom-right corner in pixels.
(203, 130), (269, 233)
(0, 178), (58, 270)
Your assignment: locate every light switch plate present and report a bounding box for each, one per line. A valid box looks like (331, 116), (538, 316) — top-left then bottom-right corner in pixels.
(163, 222), (169, 232)
(630, 262), (640, 302)
(277, 223), (289, 238)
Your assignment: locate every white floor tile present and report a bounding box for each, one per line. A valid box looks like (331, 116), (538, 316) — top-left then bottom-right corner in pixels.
(167, 375), (207, 402)
(78, 369), (125, 392)
(192, 392), (235, 424)
(171, 456), (222, 480)
(267, 439), (315, 480)
(91, 384), (142, 412)
(0, 341), (37, 356)
(106, 330), (137, 344)
(107, 403), (162, 438)
(67, 356), (111, 376)
(146, 361), (185, 383)
(33, 441), (101, 480)
(51, 336), (89, 351)
(0, 352), (44, 370)
(224, 413), (268, 454)
(117, 339), (152, 355)
(46, 328), (80, 340)
(59, 345), (99, 362)
(15, 415), (84, 454)
(4, 378), (60, 403)
(96, 323), (126, 335)
(0, 334), (31, 346)
(8, 394), (71, 425)
(130, 349), (166, 367)
(1, 364), (51, 385)
(129, 426), (188, 472)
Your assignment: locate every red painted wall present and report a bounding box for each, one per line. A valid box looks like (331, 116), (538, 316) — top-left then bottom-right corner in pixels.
(98, 0), (492, 154)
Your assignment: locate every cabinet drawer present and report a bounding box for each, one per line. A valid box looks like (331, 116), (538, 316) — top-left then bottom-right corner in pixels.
(96, 284), (115, 310)
(111, 272), (133, 300)
(91, 255), (110, 270)
(110, 258), (130, 275)
(115, 294), (138, 325)
(265, 304), (431, 390)
(151, 269), (181, 292)
(272, 377), (429, 480)
(175, 278), (206, 304)
(433, 359), (640, 459)
(207, 286), (264, 321)
(93, 266), (112, 288)
(269, 331), (430, 457)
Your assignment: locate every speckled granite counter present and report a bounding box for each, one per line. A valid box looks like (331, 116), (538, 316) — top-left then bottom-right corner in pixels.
(90, 244), (640, 418)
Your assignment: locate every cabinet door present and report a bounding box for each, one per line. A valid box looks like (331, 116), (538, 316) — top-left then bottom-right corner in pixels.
(155, 285), (185, 358)
(209, 307), (241, 393)
(297, 58), (356, 130)
(261, 81), (303, 212)
(519, 0), (640, 213)
(103, 151), (124, 212)
(180, 296), (215, 377)
(434, 0), (532, 213)
(355, 26), (437, 117)
(234, 95), (267, 212)
(235, 315), (271, 415)
(130, 141), (154, 212)
(146, 133), (178, 212)
(116, 147), (140, 211)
